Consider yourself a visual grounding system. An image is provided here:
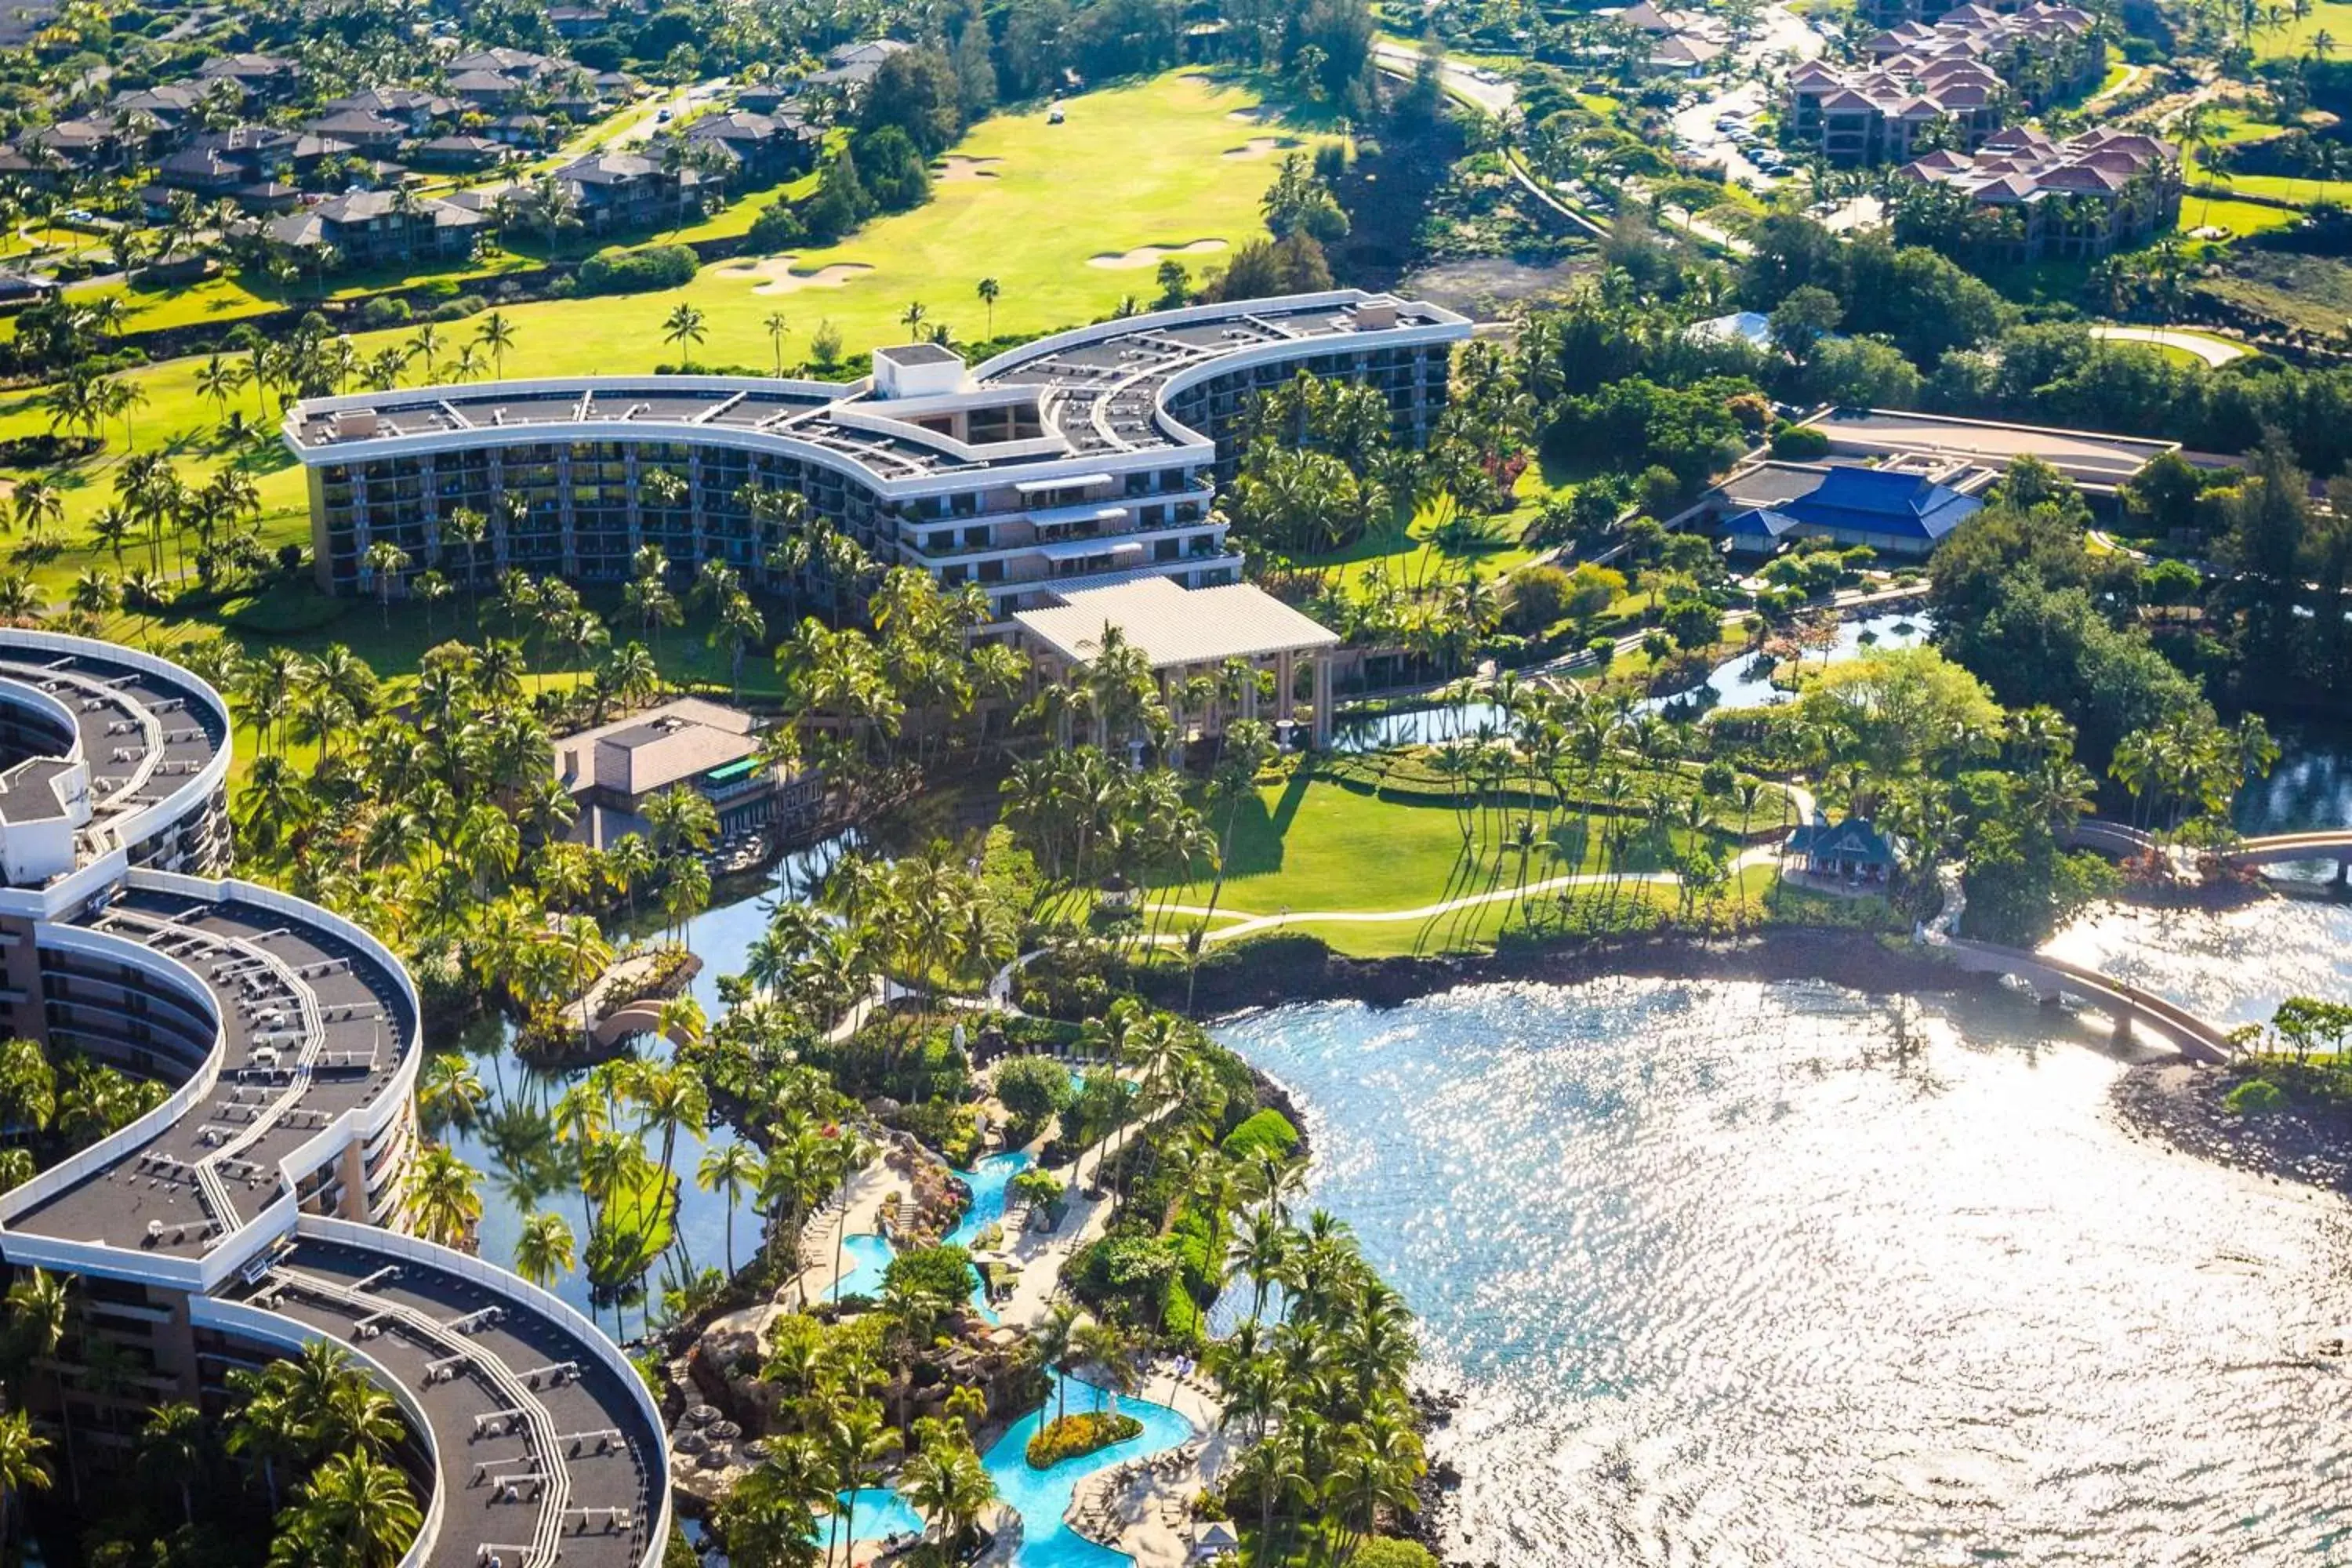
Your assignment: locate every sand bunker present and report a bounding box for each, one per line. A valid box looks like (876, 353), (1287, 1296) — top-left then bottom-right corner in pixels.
(1225, 105), (1282, 124)
(934, 155), (1004, 182)
(1222, 136), (1304, 159)
(738, 255), (876, 294)
(1087, 238), (1229, 270)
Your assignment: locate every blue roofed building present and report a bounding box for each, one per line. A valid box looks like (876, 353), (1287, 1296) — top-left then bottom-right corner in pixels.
(1719, 506), (1801, 554)
(1778, 466), (1982, 556)
(1784, 811), (1899, 884)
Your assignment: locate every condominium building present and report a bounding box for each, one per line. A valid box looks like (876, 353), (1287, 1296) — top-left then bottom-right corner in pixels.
(1788, 2), (2102, 164)
(281, 289), (1472, 624)
(0, 629), (669, 1567)
(1894, 125), (2183, 260)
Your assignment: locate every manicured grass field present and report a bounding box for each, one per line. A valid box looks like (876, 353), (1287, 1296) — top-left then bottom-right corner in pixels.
(1153, 768), (1738, 920)
(0, 69), (1322, 614)
(2251, 0), (2352, 59)
(1264, 865), (1780, 956)
(2185, 194), (2304, 238)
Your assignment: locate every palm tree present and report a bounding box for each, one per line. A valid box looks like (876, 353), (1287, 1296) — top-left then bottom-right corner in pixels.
(272, 1450), (421, 1568)
(975, 276), (1000, 336)
(418, 1052), (488, 1136)
(696, 1140), (764, 1276)
(362, 539), (409, 629)
(514, 1209), (578, 1289)
(405, 1143), (484, 1250)
(0, 1409), (50, 1551)
(662, 302), (707, 365)
(474, 309), (518, 378)
(762, 310), (791, 376)
(900, 299), (927, 339)
(4, 1269), (71, 1498)
(1033, 1301), (1084, 1425)
(822, 1399), (899, 1562)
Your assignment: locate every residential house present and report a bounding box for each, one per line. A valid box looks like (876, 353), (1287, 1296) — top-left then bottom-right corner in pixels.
(302, 110), (408, 154)
(448, 69), (527, 109)
(1784, 813), (1899, 883)
(321, 87), (461, 135)
(267, 190), (490, 266)
(803, 37), (913, 92)
(554, 151), (702, 230)
(486, 112), (552, 147)
(677, 111), (815, 185)
(16, 116), (122, 172)
(108, 82), (209, 129)
(1893, 125), (2182, 260)
(410, 134), (510, 172)
(195, 53), (301, 100)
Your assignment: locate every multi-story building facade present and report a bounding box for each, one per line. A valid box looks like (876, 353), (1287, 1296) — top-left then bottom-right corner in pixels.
(1788, 2), (2102, 164)
(0, 629), (670, 1568)
(282, 289), (1472, 624)
(1894, 125), (2183, 261)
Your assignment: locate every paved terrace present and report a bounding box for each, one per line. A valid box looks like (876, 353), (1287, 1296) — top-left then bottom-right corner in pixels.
(282, 292), (1470, 478)
(9, 886), (416, 1256)
(252, 1237), (662, 1568)
(0, 647), (224, 856)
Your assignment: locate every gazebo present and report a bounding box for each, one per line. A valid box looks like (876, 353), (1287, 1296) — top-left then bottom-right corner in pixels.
(1013, 576), (1342, 748)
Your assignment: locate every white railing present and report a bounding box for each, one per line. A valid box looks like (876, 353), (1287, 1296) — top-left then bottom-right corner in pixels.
(299, 1216), (673, 1568)
(188, 1293), (449, 1568)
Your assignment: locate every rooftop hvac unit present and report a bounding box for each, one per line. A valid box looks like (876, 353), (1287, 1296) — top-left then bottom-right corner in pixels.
(335, 408), (380, 439)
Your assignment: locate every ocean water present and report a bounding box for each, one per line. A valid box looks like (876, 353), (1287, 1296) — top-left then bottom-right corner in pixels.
(1214, 978), (2352, 1565)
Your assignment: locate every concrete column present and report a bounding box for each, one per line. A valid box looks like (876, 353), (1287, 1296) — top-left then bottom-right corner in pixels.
(1312, 652), (1333, 749)
(1242, 665), (1258, 722)
(1276, 650), (1294, 724)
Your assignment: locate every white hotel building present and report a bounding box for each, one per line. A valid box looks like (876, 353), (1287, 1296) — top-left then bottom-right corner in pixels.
(0, 630), (668, 1568)
(281, 290), (1473, 622)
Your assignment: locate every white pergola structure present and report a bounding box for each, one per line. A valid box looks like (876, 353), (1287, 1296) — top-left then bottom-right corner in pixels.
(1013, 577), (1344, 748)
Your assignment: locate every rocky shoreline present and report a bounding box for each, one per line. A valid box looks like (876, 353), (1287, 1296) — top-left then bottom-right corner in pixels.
(2111, 1061), (2352, 1196)
(1181, 924), (1991, 1020)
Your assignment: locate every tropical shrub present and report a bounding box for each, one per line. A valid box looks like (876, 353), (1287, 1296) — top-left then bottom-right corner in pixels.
(578, 243), (699, 295)
(1025, 1410), (1142, 1468)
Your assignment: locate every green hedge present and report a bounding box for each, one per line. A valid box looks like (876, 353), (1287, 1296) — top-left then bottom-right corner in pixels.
(1221, 1109), (1299, 1165)
(578, 243), (699, 296)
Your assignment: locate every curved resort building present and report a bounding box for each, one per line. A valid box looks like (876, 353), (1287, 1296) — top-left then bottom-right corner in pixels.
(0, 630), (669, 1568)
(282, 289), (1474, 623)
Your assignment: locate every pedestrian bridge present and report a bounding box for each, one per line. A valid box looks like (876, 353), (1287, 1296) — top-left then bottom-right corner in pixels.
(2212, 832), (2352, 883)
(1936, 938), (2233, 1063)
(1918, 863), (2231, 1064)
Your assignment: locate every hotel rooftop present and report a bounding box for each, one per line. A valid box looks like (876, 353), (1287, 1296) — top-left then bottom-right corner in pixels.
(282, 292), (1472, 485)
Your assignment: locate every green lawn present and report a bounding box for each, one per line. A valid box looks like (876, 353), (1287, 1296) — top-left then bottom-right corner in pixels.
(1152, 767), (1740, 920)
(1262, 865), (1780, 956)
(2252, 1), (2352, 59)
(2185, 194), (2303, 238)
(0, 68), (1323, 615)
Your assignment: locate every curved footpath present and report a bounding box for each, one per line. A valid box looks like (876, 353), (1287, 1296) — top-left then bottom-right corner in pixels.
(0, 630), (667, 1568)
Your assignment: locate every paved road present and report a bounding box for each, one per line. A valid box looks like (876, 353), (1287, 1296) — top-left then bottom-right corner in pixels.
(1372, 42), (1516, 115)
(2089, 325), (2249, 367)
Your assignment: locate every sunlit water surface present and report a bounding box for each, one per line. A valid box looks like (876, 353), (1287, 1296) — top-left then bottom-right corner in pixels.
(1215, 979), (2352, 1565)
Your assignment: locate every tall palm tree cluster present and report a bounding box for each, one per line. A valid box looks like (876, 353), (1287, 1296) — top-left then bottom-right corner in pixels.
(187, 629), (707, 993)
(0, 1268), (416, 1568)
(0, 1032), (169, 1195)
(731, 844), (1022, 1105)
(1210, 1198), (1426, 1566)
(1410, 673), (1765, 935)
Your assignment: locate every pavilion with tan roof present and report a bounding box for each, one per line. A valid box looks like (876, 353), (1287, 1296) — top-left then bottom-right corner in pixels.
(1013, 576), (1343, 748)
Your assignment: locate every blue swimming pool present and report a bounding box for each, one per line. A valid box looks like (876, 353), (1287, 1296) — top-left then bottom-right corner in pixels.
(831, 1232), (896, 1301)
(838, 1373), (1195, 1566)
(949, 1150), (1034, 1321)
